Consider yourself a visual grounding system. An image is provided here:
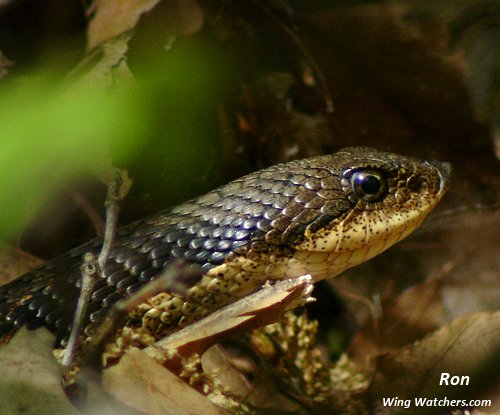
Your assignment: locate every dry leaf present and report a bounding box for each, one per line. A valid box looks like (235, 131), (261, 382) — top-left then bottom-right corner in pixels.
(0, 244), (43, 286)
(0, 328), (79, 415)
(87, 0), (162, 50)
(369, 311), (500, 414)
(87, 0), (203, 50)
(349, 278), (446, 364)
(201, 345), (254, 398)
(103, 348), (226, 415)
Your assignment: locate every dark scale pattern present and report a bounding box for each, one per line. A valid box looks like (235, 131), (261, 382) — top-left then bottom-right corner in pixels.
(0, 155), (346, 344)
(0, 147), (444, 346)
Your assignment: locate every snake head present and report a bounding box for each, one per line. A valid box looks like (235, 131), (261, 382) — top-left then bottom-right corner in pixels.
(292, 147), (450, 278)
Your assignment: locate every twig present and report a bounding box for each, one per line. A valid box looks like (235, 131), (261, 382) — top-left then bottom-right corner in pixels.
(73, 191), (106, 236)
(61, 252), (101, 393)
(61, 168), (128, 396)
(98, 168), (125, 269)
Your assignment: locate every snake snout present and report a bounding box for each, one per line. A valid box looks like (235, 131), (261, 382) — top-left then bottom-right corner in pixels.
(431, 161), (451, 193)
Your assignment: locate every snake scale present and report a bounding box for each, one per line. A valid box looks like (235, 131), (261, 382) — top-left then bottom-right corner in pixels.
(0, 147), (449, 356)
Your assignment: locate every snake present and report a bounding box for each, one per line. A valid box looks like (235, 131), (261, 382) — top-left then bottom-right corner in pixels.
(0, 147), (450, 355)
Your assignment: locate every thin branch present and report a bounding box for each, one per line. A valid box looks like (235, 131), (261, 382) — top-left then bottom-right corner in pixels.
(62, 252), (100, 372)
(61, 168), (129, 394)
(73, 191), (106, 236)
(61, 252), (100, 401)
(98, 168), (125, 269)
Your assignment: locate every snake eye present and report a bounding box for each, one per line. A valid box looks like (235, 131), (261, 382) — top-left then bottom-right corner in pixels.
(351, 170), (387, 202)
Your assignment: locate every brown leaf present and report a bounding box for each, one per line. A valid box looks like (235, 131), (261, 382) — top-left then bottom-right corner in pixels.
(71, 35), (134, 89)
(0, 243), (43, 286)
(349, 278), (446, 364)
(0, 327), (147, 415)
(87, 0), (204, 50)
(87, 0), (161, 50)
(103, 348), (227, 415)
(201, 345), (253, 398)
(369, 311), (500, 414)
(0, 328), (80, 415)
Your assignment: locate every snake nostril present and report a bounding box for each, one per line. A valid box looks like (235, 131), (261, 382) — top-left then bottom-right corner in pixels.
(407, 176), (427, 193)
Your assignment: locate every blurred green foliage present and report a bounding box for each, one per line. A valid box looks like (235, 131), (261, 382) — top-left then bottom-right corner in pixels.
(119, 35), (230, 218)
(0, 34), (226, 242)
(0, 78), (146, 239)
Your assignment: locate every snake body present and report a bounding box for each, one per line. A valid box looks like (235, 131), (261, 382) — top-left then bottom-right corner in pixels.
(0, 147), (449, 350)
